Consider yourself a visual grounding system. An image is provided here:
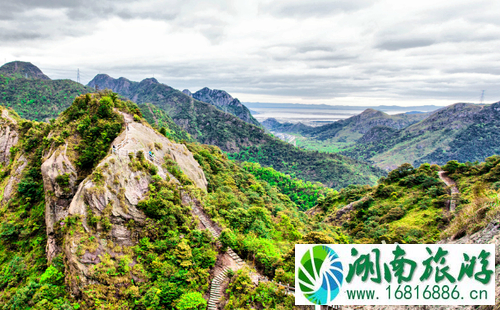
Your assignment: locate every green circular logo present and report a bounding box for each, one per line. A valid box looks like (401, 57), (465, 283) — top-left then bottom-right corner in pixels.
(298, 245), (344, 304)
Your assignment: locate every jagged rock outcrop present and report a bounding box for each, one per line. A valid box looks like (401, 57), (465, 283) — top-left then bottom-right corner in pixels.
(87, 74), (134, 96)
(0, 61), (51, 80)
(41, 143), (79, 261)
(0, 108), (27, 204)
(192, 87), (261, 127)
(42, 111), (208, 296)
(0, 108), (20, 165)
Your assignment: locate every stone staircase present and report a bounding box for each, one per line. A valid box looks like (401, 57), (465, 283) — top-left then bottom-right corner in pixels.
(226, 248), (245, 267)
(191, 197), (299, 309)
(207, 267), (230, 310)
(191, 204), (247, 309)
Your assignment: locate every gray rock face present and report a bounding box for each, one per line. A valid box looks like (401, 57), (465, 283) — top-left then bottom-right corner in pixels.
(0, 109), (19, 166)
(44, 113), (208, 296)
(192, 87), (261, 127)
(41, 143), (79, 261)
(182, 89), (192, 97)
(1, 155), (27, 205)
(0, 109), (26, 205)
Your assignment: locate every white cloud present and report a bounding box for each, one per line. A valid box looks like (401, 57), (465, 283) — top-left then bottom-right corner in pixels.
(1, 0), (500, 106)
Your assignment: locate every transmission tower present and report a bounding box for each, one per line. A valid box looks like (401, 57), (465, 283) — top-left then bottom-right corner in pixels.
(480, 90), (485, 104)
(77, 68), (80, 83)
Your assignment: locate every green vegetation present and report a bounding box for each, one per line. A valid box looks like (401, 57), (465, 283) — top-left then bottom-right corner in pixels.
(139, 103), (193, 142)
(241, 162), (333, 210)
(224, 269), (293, 309)
(441, 156), (500, 239)
(0, 74), (92, 121)
(0, 108), (74, 308)
(228, 139), (385, 189)
(310, 162), (450, 244)
(188, 142), (305, 278)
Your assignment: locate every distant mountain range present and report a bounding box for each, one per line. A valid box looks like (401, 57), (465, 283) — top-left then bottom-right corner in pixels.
(267, 102), (500, 170)
(263, 109), (429, 155)
(342, 102), (500, 169)
(245, 101), (444, 112)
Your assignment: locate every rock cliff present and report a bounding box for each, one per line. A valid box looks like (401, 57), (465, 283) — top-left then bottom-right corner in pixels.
(40, 105), (207, 297)
(0, 107), (27, 204)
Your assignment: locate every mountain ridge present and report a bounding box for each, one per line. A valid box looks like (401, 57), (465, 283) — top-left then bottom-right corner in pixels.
(87, 73), (386, 188)
(0, 92), (498, 308)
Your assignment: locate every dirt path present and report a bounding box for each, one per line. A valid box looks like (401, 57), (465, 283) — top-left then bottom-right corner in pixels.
(438, 171), (459, 212)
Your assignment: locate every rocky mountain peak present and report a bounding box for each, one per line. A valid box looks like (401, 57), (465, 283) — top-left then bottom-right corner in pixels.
(192, 87), (262, 127)
(141, 77), (159, 85)
(358, 108), (386, 118)
(88, 74), (134, 97)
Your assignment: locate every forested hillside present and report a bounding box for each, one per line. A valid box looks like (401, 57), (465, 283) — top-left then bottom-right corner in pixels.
(87, 74), (386, 188)
(342, 102), (500, 169)
(0, 61), (50, 80)
(139, 102), (194, 142)
(229, 139), (384, 189)
(264, 109), (428, 153)
(0, 62), (92, 121)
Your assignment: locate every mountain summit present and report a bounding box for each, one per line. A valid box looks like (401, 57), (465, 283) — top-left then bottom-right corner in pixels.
(0, 61), (51, 80)
(190, 87), (261, 127)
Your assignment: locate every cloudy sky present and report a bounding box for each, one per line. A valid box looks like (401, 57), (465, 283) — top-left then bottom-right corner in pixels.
(1, 0), (500, 106)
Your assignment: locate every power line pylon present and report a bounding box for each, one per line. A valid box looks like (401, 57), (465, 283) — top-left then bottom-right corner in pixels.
(77, 68), (80, 83)
(480, 90), (485, 104)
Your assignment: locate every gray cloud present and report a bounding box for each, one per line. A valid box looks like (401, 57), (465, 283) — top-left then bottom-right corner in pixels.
(4, 0), (500, 105)
(376, 38), (436, 51)
(260, 0), (373, 18)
